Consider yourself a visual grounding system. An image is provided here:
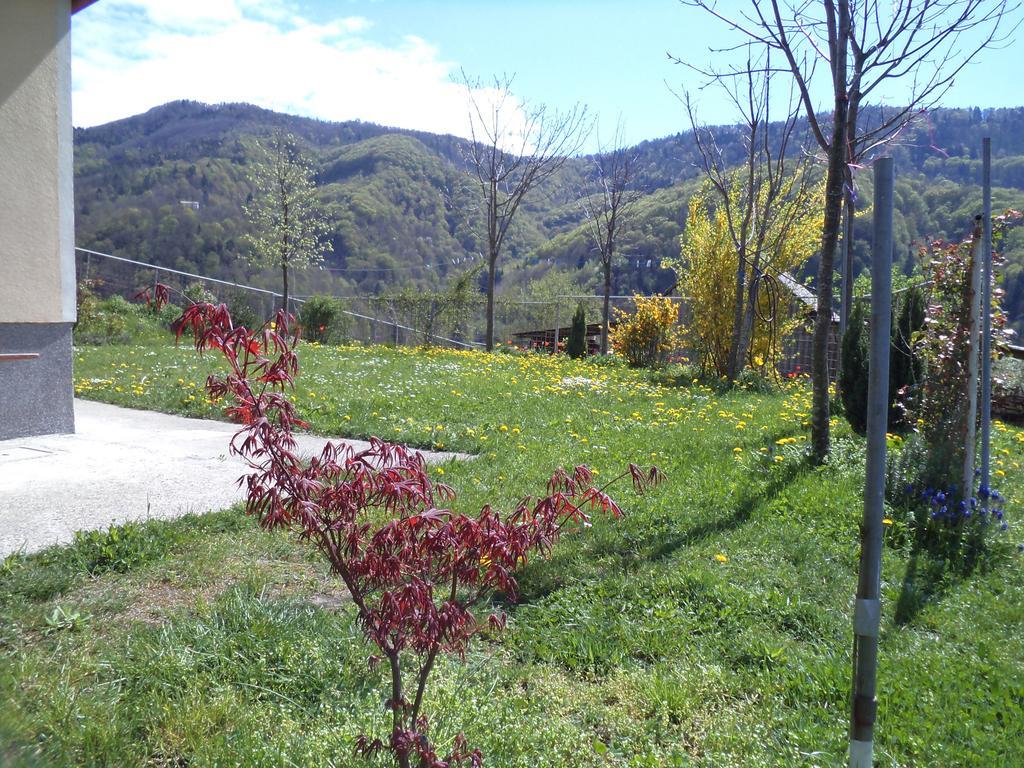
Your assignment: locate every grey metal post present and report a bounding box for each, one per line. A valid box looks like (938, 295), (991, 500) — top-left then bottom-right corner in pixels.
(849, 157), (893, 768)
(980, 138), (993, 508)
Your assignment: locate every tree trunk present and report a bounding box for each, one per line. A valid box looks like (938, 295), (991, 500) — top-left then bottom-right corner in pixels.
(281, 261), (289, 314)
(726, 246), (749, 380)
(601, 259), (612, 354)
(485, 255), (496, 351)
(485, 181), (498, 352)
(811, 113), (849, 463)
(810, 0), (850, 464)
(736, 252), (764, 371)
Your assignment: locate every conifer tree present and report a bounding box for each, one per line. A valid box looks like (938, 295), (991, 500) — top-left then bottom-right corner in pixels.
(567, 302), (588, 358)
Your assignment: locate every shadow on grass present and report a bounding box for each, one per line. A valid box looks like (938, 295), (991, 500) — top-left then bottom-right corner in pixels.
(893, 551), (950, 626)
(646, 456), (809, 563)
(893, 527), (1002, 626)
(513, 447), (811, 605)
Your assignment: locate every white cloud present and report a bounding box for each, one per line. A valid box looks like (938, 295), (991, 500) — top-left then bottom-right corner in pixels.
(70, 0), (521, 142)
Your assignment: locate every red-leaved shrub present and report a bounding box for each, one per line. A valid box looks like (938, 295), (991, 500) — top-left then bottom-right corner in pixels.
(174, 299), (663, 768)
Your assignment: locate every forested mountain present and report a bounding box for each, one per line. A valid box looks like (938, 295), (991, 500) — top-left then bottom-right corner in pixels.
(73, 101), (1024, 333)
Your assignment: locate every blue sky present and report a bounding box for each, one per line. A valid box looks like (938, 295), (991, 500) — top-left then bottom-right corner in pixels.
(72, 0), (1022, 151)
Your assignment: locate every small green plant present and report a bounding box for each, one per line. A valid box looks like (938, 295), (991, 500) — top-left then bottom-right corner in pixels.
(70, 520), (166, 575)
(298, 294), (350, 344)
(43, 605), (86, 635)
(567, 302), (587, 359)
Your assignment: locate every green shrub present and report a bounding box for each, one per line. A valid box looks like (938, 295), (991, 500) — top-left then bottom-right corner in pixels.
(567, 302), (587, 359)
(842, 288), (926, 436)
(183, 282), (217, 306)
(735, 367), (775, 393)
(157, 301), (183, 327)
(225, 291), (264, 330)
(298, 295), (349, 344)
(889, 285), (925, 429)
(75, 282), (133, 345)
(839, 300), (870, 435)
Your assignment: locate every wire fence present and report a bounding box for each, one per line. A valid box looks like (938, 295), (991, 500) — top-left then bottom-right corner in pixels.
(75, 247), (662, 352)
(75, 248), (481, 349)
(74, 247), (838, 377)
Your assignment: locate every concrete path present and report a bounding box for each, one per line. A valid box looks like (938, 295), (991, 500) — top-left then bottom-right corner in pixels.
(0, 400), (466, 558)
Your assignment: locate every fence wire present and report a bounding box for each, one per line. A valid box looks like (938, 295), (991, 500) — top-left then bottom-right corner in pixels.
(75, 247), (835, 376)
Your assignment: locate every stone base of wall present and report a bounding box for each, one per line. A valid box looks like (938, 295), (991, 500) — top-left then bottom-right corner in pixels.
(0, 322), (75, 440)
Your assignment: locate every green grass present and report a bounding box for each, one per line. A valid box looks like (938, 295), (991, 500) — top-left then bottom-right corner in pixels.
(2, 336), (1023, 767)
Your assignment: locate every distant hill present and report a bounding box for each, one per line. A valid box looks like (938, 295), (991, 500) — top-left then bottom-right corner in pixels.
(73, 100), (1024, 333)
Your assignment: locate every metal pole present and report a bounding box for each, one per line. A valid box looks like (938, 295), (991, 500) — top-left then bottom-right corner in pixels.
(849, 157), (893, 768)
(980, 138), (993, 509)
(552, 298), (561, 356)
(963, 215), (983, 496)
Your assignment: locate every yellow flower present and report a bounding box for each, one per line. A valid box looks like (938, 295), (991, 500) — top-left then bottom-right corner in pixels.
(733, 447), (742, 453)
(436, 467), (445, 476)
(882, 518), (893, 526)
(714, 553), (728, 563)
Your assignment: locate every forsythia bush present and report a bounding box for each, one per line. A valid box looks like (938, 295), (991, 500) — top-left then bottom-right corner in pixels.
(610, 295), (684, 368)
(669, 180), (821, 378)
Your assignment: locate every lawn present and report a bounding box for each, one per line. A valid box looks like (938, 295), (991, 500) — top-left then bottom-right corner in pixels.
(2, 336), (1023, 767)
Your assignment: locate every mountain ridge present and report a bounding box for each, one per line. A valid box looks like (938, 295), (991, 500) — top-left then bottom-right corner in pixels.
(73, 100), (1024, 331)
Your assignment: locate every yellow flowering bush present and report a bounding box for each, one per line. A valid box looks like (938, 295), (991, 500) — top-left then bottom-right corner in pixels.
(609, 295), (684, 368)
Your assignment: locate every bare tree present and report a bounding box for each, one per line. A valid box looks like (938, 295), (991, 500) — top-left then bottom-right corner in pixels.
(579, 121), (642, 354)
(679, 47), (815, 381)
(461, 72), (590, 351)
(682, 0), (1017, 462)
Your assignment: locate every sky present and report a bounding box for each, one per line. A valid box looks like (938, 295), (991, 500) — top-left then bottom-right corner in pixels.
(71, 0), (1023, 152)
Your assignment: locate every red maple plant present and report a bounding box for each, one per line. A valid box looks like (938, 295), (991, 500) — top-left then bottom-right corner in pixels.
(175, 301), (663, 768)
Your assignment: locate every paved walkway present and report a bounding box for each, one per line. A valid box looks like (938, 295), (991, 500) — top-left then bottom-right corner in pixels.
(0, 400), (466, 557)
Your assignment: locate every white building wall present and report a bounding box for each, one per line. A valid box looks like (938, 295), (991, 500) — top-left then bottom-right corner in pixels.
(0, 0), (76, 324)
